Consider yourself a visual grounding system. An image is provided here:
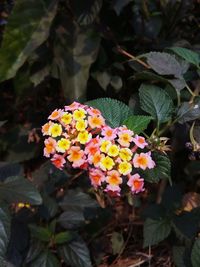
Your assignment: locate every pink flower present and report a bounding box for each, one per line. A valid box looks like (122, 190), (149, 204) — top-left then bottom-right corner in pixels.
(127, 174), (144, 193)
(64, 102), (81, 111)
(132, 152), (155, 170)
(89, 168), (105, 188)
(132, 135), (148, 149)
(101, 126), (117, 140)
(44, 137), (57, 157)
(87, 107), (102, 116)
(118, 129), (134, 147)
(51, 154), (66, 169)
(48, 109), (63, 120)
(67, 146), (85, 168)
(104, 185), (121, 196)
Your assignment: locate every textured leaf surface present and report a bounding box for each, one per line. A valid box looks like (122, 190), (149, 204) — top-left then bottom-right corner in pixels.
(111, 232), (124, 254)
(143, 218), (171, 247)
(146, 52), (185, 78)
(172, 246), (186, 267)
(0, 207), (11, 261)
(191, 238), (200, 267)
(0, 0), (58, 82)
(30, 250), (59, 267)
(58, 209), (85, 230)
(176, 101), (200, 123)
(144, 152), (171, 183)
(60, 238), (92, 267)
(0, 176), (42, 205)
(169, 47), (200, 67)
(139, 84), (174, 123)
(123, 115), (152, 134)
(86, 98), (132, 127)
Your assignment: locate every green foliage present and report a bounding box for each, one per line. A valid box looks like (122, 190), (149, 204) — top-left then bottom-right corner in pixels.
(111, 232), (124, 254)
(0, 207), (10, 262)
(123, 115), (152, 134)
(191, 238), (200, 267)
(139, 84), (174, 124)
(29, 250), (59, 267)
(143, 218), (171, 247)
(86, 98), (132, 128)
(172, 246), (186, 267)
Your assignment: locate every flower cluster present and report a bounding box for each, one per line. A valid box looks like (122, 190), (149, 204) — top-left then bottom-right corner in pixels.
(42, 102), (156, 196)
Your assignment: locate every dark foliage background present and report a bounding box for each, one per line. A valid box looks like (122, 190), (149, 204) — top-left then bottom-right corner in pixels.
(0, 0), (200, 266)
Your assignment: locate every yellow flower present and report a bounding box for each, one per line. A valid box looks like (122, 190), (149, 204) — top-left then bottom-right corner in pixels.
(118, 161), (132, 175)
(73, 109), (86, 121)
(100, 140), (111, 153)
(77, 131), (92, 144)
(49, 123), (62, 137)
(61, 112), (72, 125)
(107, 145), (119, 157)
(100, 156), (115, 171)
(56, 138), (71, 153)
(119, 148), (133, 161)
(75, 120), (87, 131)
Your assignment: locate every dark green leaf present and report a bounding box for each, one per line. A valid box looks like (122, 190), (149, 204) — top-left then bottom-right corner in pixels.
(111, 232), (124, 254)
(172, 246), (186, 267)
(123, 115), (152, 134)
(0, 176), (42, 205)
(176, 101), (200, 123)
(146, 52), (185, 78)
(29, 225), (52, 242)
(60, 238), (92, 267)
(58, 209), (85, 230)
(0, 0), (58, 82)
(0, 207), (11, 261)
(168, 47), (200, 68)
(143, 218), (171, 247)
(191, 238), (200, 267)
(86, 98), (132, 128)
(0, 162), (22, 181)
(54, 231), (73, 245)
(30, 250), (59, 267)
(25, 241), (44, 264)
(144, 152), (171, 183)
(139, 84), (174, 123)
(113, 0), (133, 15)
(60, 189), (98, 211)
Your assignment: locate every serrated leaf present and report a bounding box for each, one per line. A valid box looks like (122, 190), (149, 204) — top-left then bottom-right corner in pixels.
(0, 176), (42, 205)
(0, 0), (58, 82)
(139, 84), (173, 124)
(144, 152), (171, 183)
(146, 52), (185, 78)
(0, 207), (11, 261)
(60, 238), (92, 267)
(30, 250), (59, 267)
(191, 238), (200, 267)
(123, 115), (152, 134)
(143, 218), (171, 247)
(29, 225), (52, 242)
(86, 98), (132, 128)
(54, 231), (73, 245)
(176, 101), (200, 123)
(172, 246), (186, 267)
(58, 209), (85, 230)
(111, 232), (124, 254)
(168, 47), (200, 68)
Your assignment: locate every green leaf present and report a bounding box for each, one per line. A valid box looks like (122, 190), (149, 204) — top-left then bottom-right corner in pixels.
(176, 101), (200, 123)
(172, 246), (186, 267)
(29, 225), (52, 242)
(0, 162), (22, 181)
(145, 52), (185, 78)
(111, 232), (124, 255)
(143, 218), (171, 247)
(54, 231), (73, 245)
(168, 47), (200, 68)
(139, 84), (174, 123)
(0, 0), (58, 82)
(60, 189), (98, 211)
(53, 18), (100, 100)
(60, 238), (92, 267)
(86, 98), (132, 128)
(123, 115), (152, 134)
(113, 0), (133, 15)
(0, 176), (42, 205)
(72, 0), (103, 25)
(58, 209), (85, 230)
(0, 207), (11, 261)
(191, 238), (200, 267)
(30, 250), (59, 267)
(144, 152), (171, 183)
(25, 241), (44, 264)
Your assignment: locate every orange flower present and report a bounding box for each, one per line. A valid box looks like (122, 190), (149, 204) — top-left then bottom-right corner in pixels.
(48, 109), (62, 120)
(88, 115), (105, 129)
(132, 152), (155, 170)
(51, 154), (66, 169)
(44, 137), (56, 157)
